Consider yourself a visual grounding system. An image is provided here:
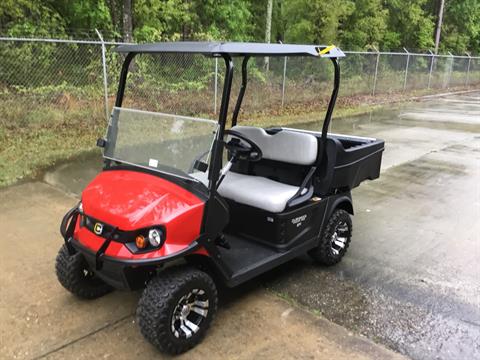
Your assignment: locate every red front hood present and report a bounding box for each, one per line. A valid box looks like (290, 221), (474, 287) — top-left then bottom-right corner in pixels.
(81, 170), (205, 232)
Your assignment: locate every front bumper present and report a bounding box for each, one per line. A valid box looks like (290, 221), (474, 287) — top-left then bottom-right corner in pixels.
(70, 237), (200, 290)
(71, 238), (154, 290)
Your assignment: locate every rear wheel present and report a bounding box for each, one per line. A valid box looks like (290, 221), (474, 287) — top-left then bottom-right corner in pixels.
(137, 266), (218, 354)
(55, 244), (113, 299)
(309, 209), (352, 265)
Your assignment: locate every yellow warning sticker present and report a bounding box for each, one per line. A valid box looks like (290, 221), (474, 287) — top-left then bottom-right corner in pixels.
(318, 45), (336, 55)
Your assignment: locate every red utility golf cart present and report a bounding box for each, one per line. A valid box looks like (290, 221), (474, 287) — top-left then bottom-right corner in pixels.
(56, 42), (384, 354)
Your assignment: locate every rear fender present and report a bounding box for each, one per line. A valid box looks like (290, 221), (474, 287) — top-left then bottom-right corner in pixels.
(327, 192), (353, 219)
(310, 192), (353, 248)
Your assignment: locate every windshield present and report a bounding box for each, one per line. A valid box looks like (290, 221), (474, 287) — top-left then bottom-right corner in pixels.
(104, 107), (218, 180)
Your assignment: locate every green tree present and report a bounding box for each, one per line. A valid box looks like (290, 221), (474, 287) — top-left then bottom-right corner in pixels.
(340, 0), (389, 50)
(280, 0), (355, 44)
(133, 0), (191, 41)
(194, 0), (253, 40)
(133, 0), (252, 42)
(441, 0), (480, 53)
(53, 0), (113, 37)
(383, 0), (435, 50)
(0, 0), (66, 37)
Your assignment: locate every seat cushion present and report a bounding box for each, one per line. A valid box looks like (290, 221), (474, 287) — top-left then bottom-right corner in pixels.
(220, 172), (302, 213)
(231, 126), (318, 165)
(191, 171), (302, 213)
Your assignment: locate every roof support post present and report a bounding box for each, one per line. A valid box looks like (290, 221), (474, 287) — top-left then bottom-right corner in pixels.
(231, 56), (250, 127)
(208, 55), (234, 194)
(214, 57), (218, 114)
(114, 52), (136, 108)
(319, 58), (340, 163)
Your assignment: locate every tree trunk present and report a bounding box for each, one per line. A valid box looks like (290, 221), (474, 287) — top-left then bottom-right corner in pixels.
(434, 0), (445, 54)
(123, 0), (133, 43)
(108, 0), (120, 39)
(264, 0), (273, 71)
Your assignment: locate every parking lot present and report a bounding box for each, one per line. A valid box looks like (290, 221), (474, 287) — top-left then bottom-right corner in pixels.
(1, 90), (479, 359)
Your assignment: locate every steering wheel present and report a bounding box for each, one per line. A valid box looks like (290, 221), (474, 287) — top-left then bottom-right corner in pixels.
(224, 129), (263, 162)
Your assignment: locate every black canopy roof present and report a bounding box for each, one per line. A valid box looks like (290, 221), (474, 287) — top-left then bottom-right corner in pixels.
(114, 41), (345, 58)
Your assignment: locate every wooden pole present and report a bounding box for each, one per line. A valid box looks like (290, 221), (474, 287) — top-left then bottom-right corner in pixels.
(264, 0), (273, 71)
(123, 0), (133, 43)
(434, 0), (445, 54)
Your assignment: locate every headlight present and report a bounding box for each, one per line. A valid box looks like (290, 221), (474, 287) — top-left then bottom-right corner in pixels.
(148, 228), (164, 247)
(78, 202), (83, 213)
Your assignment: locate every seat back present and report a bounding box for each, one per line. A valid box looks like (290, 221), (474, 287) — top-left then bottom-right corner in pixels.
(231, 126), (318, 165)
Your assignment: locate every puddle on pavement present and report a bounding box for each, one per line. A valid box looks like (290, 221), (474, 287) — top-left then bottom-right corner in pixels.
(44, 150), (102, 196)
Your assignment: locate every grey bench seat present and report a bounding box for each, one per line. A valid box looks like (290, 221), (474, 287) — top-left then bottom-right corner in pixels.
(191, 126), (318, 213)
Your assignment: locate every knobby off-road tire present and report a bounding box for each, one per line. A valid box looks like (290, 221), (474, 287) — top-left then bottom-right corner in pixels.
(55, 244), (113, 299)
(309, 209), (352, 266)
(137, 266), (218, 355)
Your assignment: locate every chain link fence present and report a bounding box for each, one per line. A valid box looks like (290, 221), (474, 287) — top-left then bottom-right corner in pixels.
(0, 36), (479, 124)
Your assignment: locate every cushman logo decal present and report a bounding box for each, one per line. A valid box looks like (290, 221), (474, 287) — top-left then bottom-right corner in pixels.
(94, 222), (103, 235)
(291, 214), (307, 227)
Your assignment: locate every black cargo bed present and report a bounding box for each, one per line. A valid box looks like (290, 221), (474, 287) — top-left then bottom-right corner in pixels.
(325, 133), (384, 191)
(286, 129), (384, 195)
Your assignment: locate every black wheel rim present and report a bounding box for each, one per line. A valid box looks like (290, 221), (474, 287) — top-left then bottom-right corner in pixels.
(330, 221), (349, 256)
(171, 288), (209, 339)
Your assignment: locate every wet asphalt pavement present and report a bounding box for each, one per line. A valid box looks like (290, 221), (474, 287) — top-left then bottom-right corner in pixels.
(42, 91), (480, 359)
(267, 91), (480, 359)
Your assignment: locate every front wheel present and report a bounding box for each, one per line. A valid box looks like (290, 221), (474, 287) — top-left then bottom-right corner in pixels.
(309, 209), (352, 265)
(137, 266), (218, 354)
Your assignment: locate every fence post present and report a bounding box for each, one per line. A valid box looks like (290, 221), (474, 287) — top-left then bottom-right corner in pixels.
(372, 46), (380, 96)
(214, 57), (218, 114)
(427, 50), (435, 89)
(95, 29), (109, 122)
(281, 56), (287, 107)
(403, 48), (410, 91)
(447, 52), (454, 88)
(465, 52), (472, 87)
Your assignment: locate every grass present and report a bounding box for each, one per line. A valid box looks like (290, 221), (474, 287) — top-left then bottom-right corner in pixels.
(0, 96), (105, 187)
(0, 83), (477, 188)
